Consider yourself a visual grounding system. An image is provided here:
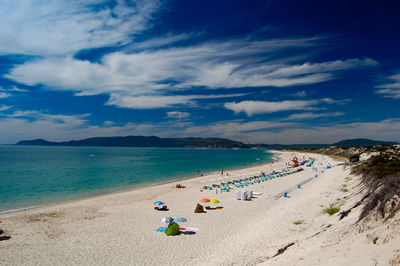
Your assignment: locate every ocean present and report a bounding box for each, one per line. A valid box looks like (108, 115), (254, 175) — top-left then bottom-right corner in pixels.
(0, 145), (273, 212)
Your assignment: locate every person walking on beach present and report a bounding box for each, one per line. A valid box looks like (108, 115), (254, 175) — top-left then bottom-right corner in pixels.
(221, 168), (224, 175)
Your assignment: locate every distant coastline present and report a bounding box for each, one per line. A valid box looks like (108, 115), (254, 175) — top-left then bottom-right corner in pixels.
(16, 136), (398, 149)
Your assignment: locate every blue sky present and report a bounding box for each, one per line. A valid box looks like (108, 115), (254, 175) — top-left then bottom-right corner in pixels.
(1, 0), (400, 144)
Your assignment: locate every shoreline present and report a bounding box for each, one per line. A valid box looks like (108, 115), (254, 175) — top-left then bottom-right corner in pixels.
(4, 150), (397, 265)
(1, 151), (279, 216)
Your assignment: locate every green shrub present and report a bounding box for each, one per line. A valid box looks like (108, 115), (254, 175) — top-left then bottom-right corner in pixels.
(324, 204), (340, 215)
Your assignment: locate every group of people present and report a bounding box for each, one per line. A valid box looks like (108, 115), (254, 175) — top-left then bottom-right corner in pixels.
(175, 184), (185, 188)
(0, 219), (11, 240)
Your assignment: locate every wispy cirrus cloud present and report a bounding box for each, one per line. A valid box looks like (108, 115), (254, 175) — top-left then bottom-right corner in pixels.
(281, 112), (344, 121)
(224, 97), (352, 117)
(0, 0), (161, 56)
(7, 37), (377, 109)
(6, 110), (90, 126)
(376, 73), (400, 99)
(0, 92), (11, 99)
(0, 105), (12, 111)
(167, 111), (190, 119)
(105, 93), (245, 109)
(9, 86), (29, 92)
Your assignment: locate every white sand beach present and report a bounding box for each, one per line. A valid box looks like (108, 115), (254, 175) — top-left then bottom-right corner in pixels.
(1, 151), (399, 265)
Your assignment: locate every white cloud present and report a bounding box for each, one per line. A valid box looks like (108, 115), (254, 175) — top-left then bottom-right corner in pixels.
(224, 100), (320, 116)
(0, 92), (11, 98)
(0, 0), (161, 56)
(6, 110), (90, 126)
(167, 111), (190, 119)
(376, 73), (400, 99)
(0, 105), (12, 111)
(321, 97), (351, 105)
(282, 112), (344, 121)
(7, 40), (376, 109)
(103, 121), (114, 126)
(183, 120), (292, 138)
(292, 91), (307, 97)
(106, 93), (245, 109)
(126, 33), (191, 50)
(9, 86), (29, 92)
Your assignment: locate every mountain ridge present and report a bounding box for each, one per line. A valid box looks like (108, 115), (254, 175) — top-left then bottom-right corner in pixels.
(15, 136), (398, 149)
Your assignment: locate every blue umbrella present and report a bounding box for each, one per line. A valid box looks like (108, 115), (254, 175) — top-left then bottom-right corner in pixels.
(154, 201), (165, 205)
(174, 217), (187, 223)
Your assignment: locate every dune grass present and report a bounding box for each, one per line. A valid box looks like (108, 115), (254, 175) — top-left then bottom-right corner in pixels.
(324, 204), (340, 216)
(351, 148), (400, 221)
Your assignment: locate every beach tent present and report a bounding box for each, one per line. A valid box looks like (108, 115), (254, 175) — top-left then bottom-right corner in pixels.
(165, 222), (180, 236)
(194, 203), (205, 213)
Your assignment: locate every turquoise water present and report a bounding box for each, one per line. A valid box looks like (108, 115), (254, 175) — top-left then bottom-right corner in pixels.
(0, 146), (273, 212)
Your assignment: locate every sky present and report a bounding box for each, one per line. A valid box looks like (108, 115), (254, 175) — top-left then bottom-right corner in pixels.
(1, 0), (400, 144)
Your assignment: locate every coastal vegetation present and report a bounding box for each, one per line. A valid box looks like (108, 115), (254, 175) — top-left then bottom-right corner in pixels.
(296, 145), (400, 222)
(323, 204), (340, 216)
(351, 147), (400, 221)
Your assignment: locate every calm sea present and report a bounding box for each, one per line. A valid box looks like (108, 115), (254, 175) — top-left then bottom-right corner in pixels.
(0, 146), (273, 212)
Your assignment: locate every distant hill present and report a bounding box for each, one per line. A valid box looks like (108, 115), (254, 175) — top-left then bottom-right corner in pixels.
(332, 138), (398, 147)
(16, 136), (253, 149)
(16, 137), (398, 149)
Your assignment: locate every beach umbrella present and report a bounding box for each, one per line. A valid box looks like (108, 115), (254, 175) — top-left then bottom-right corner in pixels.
(174, 217), (187, 223)
(153, 201), (165, 205)
(199, 198), (210, 203)
(161, 217), (174, 223)
(210, 199), (220, 204)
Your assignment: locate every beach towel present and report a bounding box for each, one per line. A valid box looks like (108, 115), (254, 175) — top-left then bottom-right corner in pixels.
(156, 227), (167, 232)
